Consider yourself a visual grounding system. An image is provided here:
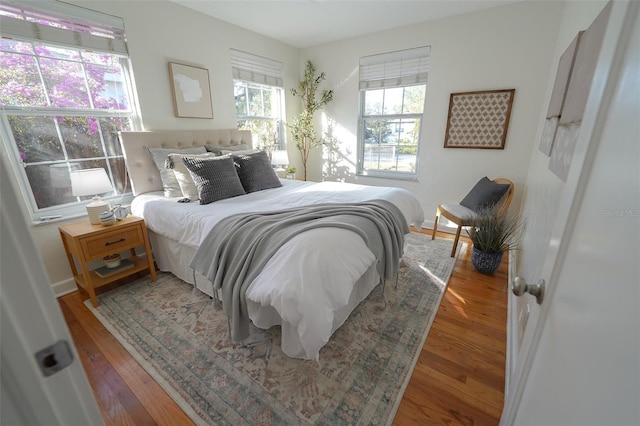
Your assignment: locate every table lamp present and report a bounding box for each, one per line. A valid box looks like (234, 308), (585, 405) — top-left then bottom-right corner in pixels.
(271, 150), (289, 178)
(70, 168), (114, 224)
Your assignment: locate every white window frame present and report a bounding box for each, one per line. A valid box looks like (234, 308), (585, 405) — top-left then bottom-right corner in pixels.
(0, 1), (141, 223)
(357, 46), (430, 179)
(231, 49), (286, 151)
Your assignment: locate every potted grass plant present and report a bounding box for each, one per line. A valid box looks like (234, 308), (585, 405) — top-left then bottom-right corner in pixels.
(467, 206), (521, 274)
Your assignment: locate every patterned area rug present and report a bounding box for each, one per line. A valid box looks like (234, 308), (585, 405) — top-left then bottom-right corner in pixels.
(88, 233), (465, 425)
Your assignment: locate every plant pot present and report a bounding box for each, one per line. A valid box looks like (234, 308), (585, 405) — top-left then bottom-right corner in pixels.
(471, 246), (503, 274)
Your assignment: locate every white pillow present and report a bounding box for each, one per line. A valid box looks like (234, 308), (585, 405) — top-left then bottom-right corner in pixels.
(167, 152), (218, 200)
(148, 146), (206, 197)
(220, 148), (257, 156)
(205, 143), (249, 154)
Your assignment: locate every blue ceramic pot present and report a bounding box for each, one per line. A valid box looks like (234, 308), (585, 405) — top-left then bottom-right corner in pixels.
(471, 246), (503, 274)
(99, 211), (116, 226)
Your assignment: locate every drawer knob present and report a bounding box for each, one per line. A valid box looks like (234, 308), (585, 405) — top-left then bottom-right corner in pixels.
(105, 238), (125, 246)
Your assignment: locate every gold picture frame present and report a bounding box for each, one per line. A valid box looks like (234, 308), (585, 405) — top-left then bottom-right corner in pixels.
(444, 89), (515, 149)
(168, 62), (213, 119)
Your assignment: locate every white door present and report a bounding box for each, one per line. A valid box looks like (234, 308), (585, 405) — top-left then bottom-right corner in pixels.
(502, 1), (639, 424)
(0, 154), (103, 425)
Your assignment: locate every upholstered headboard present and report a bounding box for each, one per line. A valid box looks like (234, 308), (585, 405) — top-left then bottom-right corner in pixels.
(118, 129), (253, 196)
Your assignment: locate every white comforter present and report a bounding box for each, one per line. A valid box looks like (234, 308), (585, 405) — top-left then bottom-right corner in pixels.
(132, 180), (424, 360)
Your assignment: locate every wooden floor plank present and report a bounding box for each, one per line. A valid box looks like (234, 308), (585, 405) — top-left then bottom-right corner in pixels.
(60, 299), (144, 426)
(61, 291), (194, 426)
(60, 230), (506, 425)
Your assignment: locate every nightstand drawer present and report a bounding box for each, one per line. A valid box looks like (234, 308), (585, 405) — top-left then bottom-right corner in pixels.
(81, 226), (143, 259)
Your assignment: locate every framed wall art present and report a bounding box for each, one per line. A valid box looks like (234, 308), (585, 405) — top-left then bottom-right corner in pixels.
(444, 88), (515, 149)
(168, 62), (213, 119)
(548, 1), (611, 181)
(539, 32), (583, 156)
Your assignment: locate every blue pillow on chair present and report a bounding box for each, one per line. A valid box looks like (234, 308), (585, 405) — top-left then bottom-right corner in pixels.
(460, 177), (510, 212)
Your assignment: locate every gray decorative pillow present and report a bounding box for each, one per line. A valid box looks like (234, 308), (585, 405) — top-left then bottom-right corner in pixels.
(148, 146), (206, 198)
(232, 151), (282, 193)
(204, 143), (249, 155)
(460, 176), (510, 212)
(166, 152), (218, 200)
(182, 155), (246, 204)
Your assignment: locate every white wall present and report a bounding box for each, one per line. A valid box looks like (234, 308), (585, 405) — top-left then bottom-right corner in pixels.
(301, 1), (564, 226)
(28, 0), (300, 294)
(74, 0), (302, 131)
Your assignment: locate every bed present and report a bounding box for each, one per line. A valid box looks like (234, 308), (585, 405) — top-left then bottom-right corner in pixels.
(119, 129), (424, 361)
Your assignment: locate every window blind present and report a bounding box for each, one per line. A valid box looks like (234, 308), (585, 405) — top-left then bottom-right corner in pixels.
(230, 49), (284, 88)
(359, 46), (431, 90)
(0, 0), (128, 55)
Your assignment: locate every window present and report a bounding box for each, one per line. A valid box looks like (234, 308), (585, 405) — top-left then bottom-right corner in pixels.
(357, 46), (430, 178)
(0, 1), (140, 221)
(231, 49), (285, 152)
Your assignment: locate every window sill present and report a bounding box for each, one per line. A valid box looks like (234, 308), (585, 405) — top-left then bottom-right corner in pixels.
(356, 172), (419, 182)
(32, 212), (85, 227)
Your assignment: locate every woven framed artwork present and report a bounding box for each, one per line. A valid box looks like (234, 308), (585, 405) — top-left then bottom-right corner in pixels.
(444, 89), (515, 149)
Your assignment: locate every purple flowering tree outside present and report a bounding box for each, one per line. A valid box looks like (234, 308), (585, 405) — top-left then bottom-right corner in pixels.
(0, 39), (134, 209)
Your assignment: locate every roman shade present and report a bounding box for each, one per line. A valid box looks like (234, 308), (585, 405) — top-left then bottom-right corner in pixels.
(0, 0), (128, 55)
(230, 48), (284, 88)
(359, 46), (431, 90)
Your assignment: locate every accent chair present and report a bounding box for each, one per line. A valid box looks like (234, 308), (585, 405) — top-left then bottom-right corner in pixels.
(432, 177), (515, 257)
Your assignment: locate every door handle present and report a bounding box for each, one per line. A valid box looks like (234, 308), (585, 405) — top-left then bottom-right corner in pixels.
(512, 277), (545, 305)
(35, 340), (74, 377)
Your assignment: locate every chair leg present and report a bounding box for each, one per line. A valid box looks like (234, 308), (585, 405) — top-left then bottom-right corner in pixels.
(432, 212), (439, 240)
(451, 225), (462, 257)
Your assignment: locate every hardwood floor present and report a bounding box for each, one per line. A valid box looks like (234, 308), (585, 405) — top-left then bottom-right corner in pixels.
(59, 230), (507, 425)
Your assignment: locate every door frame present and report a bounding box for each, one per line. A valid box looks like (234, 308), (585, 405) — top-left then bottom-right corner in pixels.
(501, 1), (638, 423)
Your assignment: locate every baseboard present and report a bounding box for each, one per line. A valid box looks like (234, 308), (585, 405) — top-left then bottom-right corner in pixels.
(52, 277), (77, 298)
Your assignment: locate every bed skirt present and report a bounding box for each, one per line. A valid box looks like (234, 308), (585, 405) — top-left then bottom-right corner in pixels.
(147, 230), (382, 359)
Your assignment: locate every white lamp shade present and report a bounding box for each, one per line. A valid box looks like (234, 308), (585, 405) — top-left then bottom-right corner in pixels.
(70, 168), (113, 197)
(271, 150), (289, 167)
(49, 163), (80, 188)
(70, 168), (114, 224)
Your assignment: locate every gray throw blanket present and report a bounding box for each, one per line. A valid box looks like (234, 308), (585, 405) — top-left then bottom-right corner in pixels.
(190, 199), (409, 341)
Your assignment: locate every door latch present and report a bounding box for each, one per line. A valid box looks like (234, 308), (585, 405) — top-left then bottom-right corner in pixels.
(35, 340), (74, 377)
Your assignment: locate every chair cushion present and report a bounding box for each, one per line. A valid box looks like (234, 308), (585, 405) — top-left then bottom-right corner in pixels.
(460, 177), (510, 212)
(440, 204), (477, 222)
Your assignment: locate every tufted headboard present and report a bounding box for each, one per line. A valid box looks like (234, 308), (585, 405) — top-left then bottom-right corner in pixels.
(118, 129), (253, 196)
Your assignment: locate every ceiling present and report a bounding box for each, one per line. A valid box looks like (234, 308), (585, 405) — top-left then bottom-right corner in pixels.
(168, 0), (520, 48)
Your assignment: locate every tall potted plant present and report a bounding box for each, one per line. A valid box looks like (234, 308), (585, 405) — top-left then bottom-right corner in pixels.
(289, 60), (333, 181)
(467, 206), (521, 274)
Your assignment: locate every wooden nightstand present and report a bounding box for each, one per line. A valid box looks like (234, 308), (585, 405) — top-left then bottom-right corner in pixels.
(59, 216), (157, 307)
